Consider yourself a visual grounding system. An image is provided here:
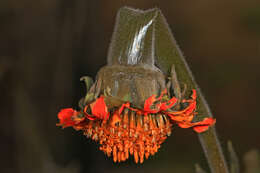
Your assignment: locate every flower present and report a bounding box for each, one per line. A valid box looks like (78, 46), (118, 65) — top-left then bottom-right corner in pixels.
(57, 89), (215, 163)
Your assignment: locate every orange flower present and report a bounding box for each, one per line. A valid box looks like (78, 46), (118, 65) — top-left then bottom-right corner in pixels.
(57, 89), (215, 163)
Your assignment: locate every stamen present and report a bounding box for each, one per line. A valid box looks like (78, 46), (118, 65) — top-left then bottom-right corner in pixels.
(81, 109), (172, 163)
(134, 150), (139, 163)
(113, 145), (117, 162)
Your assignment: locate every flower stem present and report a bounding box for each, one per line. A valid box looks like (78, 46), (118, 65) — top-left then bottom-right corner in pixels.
(197, 90), (229, 173)
(199, 126), (229, 172)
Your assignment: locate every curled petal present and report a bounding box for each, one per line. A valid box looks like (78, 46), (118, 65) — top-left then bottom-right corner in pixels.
(160, 97), (177, 111)
(167, 113), (194, 122)
(163, 89), (215, 133)
(192, 118), (216, 133)
(143, 89), (176, 114)
(177, 118), (216, 133)
(143, 95), (159, 113)
(166, 91), (196, 116)
(57, 108), (78, 127)
(183, 101), (196, 115)
(166, 101), (196, 116)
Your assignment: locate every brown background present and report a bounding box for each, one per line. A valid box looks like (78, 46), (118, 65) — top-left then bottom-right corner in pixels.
(1, 0), (260, 172)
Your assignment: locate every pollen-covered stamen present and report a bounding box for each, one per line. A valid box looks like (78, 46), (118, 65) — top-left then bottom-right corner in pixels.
(82, 109), (172, 163)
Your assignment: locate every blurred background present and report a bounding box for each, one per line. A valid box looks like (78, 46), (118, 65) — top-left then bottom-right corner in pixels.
(1, 0), (260, 173)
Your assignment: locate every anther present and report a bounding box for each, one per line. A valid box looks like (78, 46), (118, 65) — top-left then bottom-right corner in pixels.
(113, 145), (117, 162)
(134, 150), (139, 163)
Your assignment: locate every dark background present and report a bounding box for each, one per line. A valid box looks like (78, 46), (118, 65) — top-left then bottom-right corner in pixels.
(1, 0), (260, 173)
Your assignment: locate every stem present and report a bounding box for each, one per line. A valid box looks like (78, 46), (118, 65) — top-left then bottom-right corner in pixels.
(199, 127), (229, 173)
(197, 88), (229, 173)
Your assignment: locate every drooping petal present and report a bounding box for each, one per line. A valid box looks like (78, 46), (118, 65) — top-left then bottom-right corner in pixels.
(57, 108), (77, 127)
(167, 113), (194, 122)
(165, 101), (195, 116)
(177, 117), (216, 133)
(192, 118), (216, 133)
(183, 101), (196, 115)
(162, 89), (215, 133)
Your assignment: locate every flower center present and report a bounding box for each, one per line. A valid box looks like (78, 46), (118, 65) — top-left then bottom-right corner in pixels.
(83, 108), (171, 163)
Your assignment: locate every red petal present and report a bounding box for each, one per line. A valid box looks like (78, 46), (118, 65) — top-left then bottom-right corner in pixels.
(178, 122), (193, 128)
(177, 117), (215, 133)
(57, 108), (77, 127)
(183, 101), (196, 115)
(143, 95), (157, 111)
(193, 126), (211, 133)
(160, 97), (177, 111)
(90, 96), (109, 120)
(192, 118), (216, 133)
(168, 113), (194, 122)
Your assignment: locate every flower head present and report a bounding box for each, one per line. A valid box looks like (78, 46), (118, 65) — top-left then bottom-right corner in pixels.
(57, 88), (215, 163)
